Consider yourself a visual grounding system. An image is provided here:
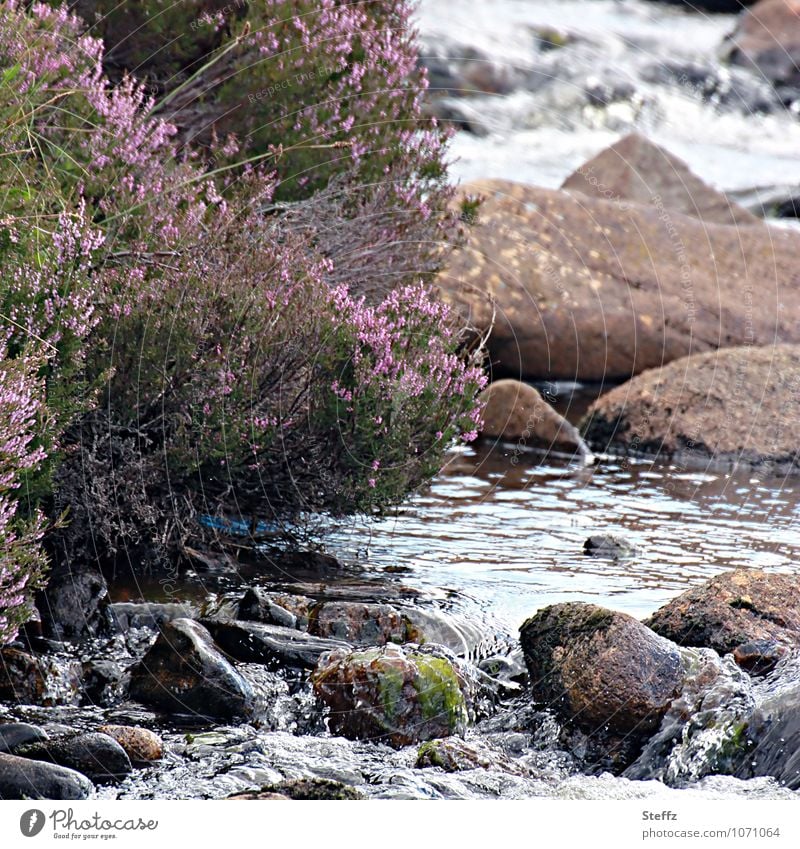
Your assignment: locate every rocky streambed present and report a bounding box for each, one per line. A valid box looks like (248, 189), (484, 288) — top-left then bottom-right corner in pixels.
(3, 518), (800, 801)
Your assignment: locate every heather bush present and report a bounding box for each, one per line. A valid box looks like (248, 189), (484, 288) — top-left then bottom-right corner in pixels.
(0, 352), (48, 644)
(53, 1), (452, 232)
(0, 0), (483, 593)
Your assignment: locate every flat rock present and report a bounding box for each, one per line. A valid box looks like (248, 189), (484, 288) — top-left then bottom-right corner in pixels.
(439, 180), (800, 381)
(129, 619), (255, 719)
(478, 379), (593, 459)
(110, 602), (198, 631)
(201, 619), (350, 670)
(581, 344), (800, 472)
(0, 751), (93, 800)
(645, 569), (800, 660)
(561, 133), (757, 227)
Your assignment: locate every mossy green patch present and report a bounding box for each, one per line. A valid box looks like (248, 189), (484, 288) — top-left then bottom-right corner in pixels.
(410, 654), (466, 729)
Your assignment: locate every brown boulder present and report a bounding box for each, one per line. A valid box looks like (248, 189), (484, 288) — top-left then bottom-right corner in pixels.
(519, 603), (683, 739)
(478, 379), (593, 460)
(645, 569), (800, 661)
(726, 0), (800, 87)
(580, 344), (800, 473)
(439, 179), (800, 381)
(561, 132), (757, 227)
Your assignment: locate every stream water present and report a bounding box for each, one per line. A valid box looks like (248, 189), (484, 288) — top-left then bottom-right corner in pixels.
(4, 0), (800, 801)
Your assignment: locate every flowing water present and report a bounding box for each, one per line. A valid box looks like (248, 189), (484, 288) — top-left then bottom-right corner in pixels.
(5, 0), (800, 801)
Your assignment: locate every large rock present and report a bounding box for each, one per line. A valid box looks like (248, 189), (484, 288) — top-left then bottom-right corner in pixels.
(311, 644), (470, 748)
(520, 603), (683, 740)
(561, 133), (757, 227)
(439, 179), (800, 381)
(129, 619), (255, 719)
(0, 751), (93, 800)
(725, 0), (800, 87)
(646, 569), (800, 661)
(477, 379), (593, 460)
(581, 344), (800, 473)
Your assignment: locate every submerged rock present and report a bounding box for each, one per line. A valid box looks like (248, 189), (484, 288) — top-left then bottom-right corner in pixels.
(738, 678), (800, 789)
(15, 732), (132, 784)
(110, 602), (198, 632)
(477, 379), (593, 461)
(415, 737), (517, 773)
(581, 345), (800, 473)
(520, 603), (683, 765)
(307, 601), (412, 645)
(583, 534), (637, 559)
(646, 569), (800, 661)
(312, 644), (470, 748)
(229, 778), (365, 800)
(98, 725), (164, 764)
(129, 619), (255, 719)
(439, 179), (800, 381)
(0, 751), (93, 800)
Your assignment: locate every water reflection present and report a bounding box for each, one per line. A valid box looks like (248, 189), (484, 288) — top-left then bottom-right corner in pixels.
(327, 421), (800, 630)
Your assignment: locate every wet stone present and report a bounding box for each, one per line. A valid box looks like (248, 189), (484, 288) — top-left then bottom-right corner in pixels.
(0, 722), (49, 754)
(98, 725), (164, 764)
(0, 648), (82, 706)
(201, 619), (350, 670)
(15, 731), (132, 784)
(110, 602), (198, 632)
(520, 603), (684, 768)
(0, 751), (93, 800)
(229, 778), (365, 800)
(312, 644), (471, 748)
(129, 619), (255, 720)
